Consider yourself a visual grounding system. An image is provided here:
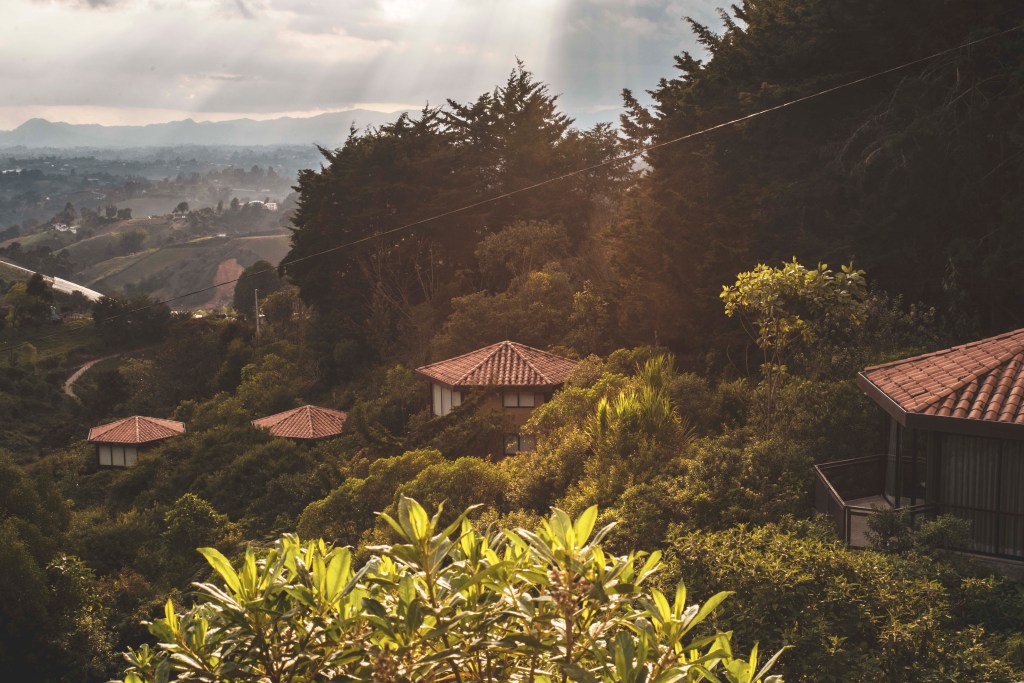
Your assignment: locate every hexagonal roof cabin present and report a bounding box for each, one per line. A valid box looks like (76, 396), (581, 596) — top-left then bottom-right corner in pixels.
(88, 416), (185, 467)
(251, 404), (348, 441)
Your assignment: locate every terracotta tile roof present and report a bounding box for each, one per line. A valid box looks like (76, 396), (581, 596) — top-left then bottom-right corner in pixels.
(251, 404), (348, 440)
(87, 416), (186, 444)
(415, 341), (578, 388)
(861, 328), (1024, 425)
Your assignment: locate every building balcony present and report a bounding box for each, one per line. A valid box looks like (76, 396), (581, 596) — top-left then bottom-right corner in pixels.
(814, 455), (936, 548)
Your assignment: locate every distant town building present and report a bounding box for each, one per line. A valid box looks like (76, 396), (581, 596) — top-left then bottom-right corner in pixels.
(264, 202), (278, 212)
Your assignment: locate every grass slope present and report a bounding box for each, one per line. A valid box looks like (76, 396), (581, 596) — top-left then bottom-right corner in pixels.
(85, 233), (290, 309)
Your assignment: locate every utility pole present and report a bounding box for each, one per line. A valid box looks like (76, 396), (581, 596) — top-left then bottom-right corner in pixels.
(254, 288), (260, 348)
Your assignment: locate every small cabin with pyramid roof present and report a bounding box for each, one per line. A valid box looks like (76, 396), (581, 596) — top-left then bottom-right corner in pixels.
(251, 404), (348, 441)
(415, 341), (578, 455)
(88, 416), (186, 467)
(816, 328), (1024, 561)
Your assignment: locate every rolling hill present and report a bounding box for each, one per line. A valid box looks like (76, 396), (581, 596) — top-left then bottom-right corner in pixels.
(0, 110), (409, 148)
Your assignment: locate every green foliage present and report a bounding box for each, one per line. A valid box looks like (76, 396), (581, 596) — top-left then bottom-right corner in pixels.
(284, 63), (625, 360)
(92, 295), (171, 348)
(721, 260), (867, 425)
(4, 277), (52, 328)
(474, 219), (571, 289)
(161, 494), (231, 552)
(432, 266), (576, 358)
(668, 523), (1018, 683)
(864, 507), (914, 554)
(347, 364), (431, 452)
(298, 449), (445, 545)
(235, 350), (309, 415)
(121, 499), (782, 683)
(791, 289), (941, 380)
(721, 260), (868, 356)
(620, 0), (1024, 340)
(593, 358), (682, 446)
(581, 356), (691, 506)
(914, 514), (972, 554)
(674, 436), (811, 533)
(0, 450), (118, 681)
(232, 259), (284, 320)
(46, 553), (117, 681)
(394, 457), (509, 528)
(868, 511), (974, 560)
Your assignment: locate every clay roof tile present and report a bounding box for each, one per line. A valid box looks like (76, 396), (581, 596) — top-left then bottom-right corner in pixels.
(251, 405), (347, 440)
(415, 341), (577, 389)
(87, 416), (185, 444)
(862, 329), (1024, 426)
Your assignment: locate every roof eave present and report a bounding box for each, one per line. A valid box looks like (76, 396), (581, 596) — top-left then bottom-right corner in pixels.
(88, 435), (175, 445)
(418, 377), (567, 391)
(858, 371), (1024, 440)
(856, 372), (909, 426)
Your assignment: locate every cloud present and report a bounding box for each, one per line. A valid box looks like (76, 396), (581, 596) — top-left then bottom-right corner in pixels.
(4, 0), (712, 128)
(34, 0), (122, 7)
(196, 73), (246, 81)
(233, 0), (254, 19)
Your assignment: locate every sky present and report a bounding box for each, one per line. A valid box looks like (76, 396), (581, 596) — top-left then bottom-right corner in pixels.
(0, 0), (719, 131)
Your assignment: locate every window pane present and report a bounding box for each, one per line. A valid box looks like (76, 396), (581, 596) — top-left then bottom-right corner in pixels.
(433, 384), (442, 416)
(99, 445), (112, 466)
(504, 434), (520, 455)
(113, 446), (125, 467)
(519, 434), (536, 452)
(126, 447), (138, 467)
(452, 391), (461, 407)
(519, 392), (535, 407)
(442, 387), (452, 415)
(503, 392), (518, 407)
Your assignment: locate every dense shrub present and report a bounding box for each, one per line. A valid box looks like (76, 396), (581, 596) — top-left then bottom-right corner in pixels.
(667, 523), (1020, 683)
(120, 499), (784, 683)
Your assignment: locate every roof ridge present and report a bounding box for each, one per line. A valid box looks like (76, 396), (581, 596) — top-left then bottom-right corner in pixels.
(510, 342), (549, 384)
(416, 341), (502, 373)
(304, 405), (314, 437)
(865, 329), (1024, 413)
(864, 328), (1024, 372)
(455, 341), (508, 385)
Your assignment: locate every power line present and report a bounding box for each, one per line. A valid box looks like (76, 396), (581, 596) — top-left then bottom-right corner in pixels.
(2, 24), (1020, 356)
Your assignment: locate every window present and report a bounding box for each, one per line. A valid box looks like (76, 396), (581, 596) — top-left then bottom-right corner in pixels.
(98, 444), (139, 467)
(504, 433), (537, 455)
(432, 384), (462, 416)
(502, 391), (536, 408)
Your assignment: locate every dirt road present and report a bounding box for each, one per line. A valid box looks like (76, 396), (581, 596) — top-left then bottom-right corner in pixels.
(63, 354), (118, 399)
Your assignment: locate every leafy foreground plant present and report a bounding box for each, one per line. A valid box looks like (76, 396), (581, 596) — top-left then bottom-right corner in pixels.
(120, 498), (784, 683)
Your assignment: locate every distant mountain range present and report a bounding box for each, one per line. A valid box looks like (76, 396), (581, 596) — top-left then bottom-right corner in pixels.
(0, 110), (410, 148)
